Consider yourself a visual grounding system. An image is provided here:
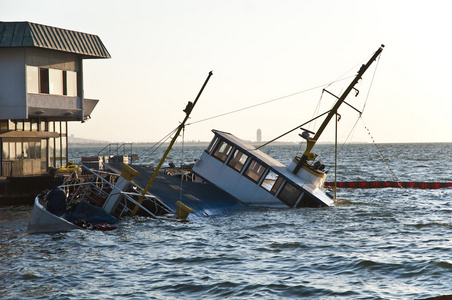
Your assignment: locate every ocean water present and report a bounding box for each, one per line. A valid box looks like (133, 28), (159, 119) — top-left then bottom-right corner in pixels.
(1, 143), (451, 299)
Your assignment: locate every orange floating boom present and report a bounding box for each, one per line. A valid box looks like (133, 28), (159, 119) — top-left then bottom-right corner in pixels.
(324, 182), (452, 189)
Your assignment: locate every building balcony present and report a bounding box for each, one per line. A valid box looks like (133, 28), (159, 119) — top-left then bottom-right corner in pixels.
(27, 94), (99, 121)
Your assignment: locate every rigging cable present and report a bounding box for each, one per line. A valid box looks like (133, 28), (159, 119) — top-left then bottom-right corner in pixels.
(335, 52), (382, 153)
(299, 88), (326, 152)
(338, 53), (382, 147)
(186, 77), (353, 127)
(334, 51), (402, 187)
(355, 53), (404, 188)
(361, 52), (381, 115)
(140, 127), (179, 164)
(361, 118), (403, 189)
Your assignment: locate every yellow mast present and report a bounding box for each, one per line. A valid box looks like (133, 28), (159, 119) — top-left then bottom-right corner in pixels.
(130, 71), (213, 216)
(293, 45), (384, 174)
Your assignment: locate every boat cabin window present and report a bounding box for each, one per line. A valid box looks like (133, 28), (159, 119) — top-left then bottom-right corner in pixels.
(261, 171), (284, 195)
(227, 149), (249, 172)
(271, 177), (285, 195)
(297, 194), (321, 208)
(207, 137), (219, 154)
(244, 159), (266, 183)
(277, 181), (302, 207)
(212, 140), (232, 162)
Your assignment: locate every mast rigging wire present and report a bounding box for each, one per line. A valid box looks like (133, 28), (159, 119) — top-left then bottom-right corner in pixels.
(186, 77), (354, 127)
(337, 53), (382, 153)
(360, 118), (403, 189)
(140, 127), (179, 164)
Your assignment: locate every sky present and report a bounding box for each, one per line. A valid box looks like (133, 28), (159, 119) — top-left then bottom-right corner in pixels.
(1, 0), (451, 144)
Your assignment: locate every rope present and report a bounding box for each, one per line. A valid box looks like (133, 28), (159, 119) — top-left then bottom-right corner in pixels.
(361, 54), (381, 115)
(361, 118), (403, 189)
(297, 88), (326, 154)
(140, 127), (179, 164)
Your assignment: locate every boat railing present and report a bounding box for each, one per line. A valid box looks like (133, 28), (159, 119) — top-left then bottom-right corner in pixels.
(102, 163), (176, 217)
(97, 143), (137, 164)
(60, 163), (174, 220)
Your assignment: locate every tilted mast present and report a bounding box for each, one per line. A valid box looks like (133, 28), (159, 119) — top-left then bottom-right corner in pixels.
(293, 44), (384, 174)
(130, 71), (213, 216)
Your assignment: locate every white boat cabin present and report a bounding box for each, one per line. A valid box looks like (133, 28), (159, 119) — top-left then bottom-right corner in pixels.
(192, 130), (334, 208)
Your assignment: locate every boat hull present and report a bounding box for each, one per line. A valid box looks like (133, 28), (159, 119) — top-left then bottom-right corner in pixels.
(27, 197), (80, 234)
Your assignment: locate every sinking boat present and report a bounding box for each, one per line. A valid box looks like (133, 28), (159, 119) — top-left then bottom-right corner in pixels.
(27, 162), (181, 233)
(27, 72), (215, 233)
(28, 45), (385, 232)
(28, 192), (81, 234)
(192, 45), (385, 208)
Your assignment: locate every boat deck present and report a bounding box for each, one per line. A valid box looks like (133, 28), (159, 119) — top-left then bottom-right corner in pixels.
(106, 164), (247, 217)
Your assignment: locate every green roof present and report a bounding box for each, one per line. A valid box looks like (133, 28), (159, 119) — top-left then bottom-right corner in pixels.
(0, 21), (111, 58)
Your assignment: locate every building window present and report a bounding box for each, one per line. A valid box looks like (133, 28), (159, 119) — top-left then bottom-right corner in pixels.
(227, 148), (248, 172)
(9, 143), (15, 160)
(31, 119), (38, 131)
(39, 120), (46, 131)
(55, 136), (61, 167)
(15, 121), (23, 131)
(45, 121), (67, 168)
(40, 68), (49, 94)
(36, 141), (42, 159)
(2, 141), (41, 161)
(63, 71), (67, 95)
(0, 121), (7, 131)
(28, 66), (77, 96)
(65, 71), (77, 96)
(49, 137), (55, 166)
(41, 139), (47, 170)
(26, 66), (39, 94)
(212, 140), (232, 162)
(49, 69), (63, 95)
(22, 142), (29, 158)
(2, 142), (8, 159)
(28, 142), (35, 159)
(244, 159), (266, 183)
(54, 121), (61, 133)
(277, 182), (302, 207)
(61, 121), (66, 133)
(8, 120), (15, 130)
(15, 142), (22, 159)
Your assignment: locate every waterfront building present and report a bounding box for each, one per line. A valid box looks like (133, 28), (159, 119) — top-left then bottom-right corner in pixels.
(0, 21), (110, 177)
